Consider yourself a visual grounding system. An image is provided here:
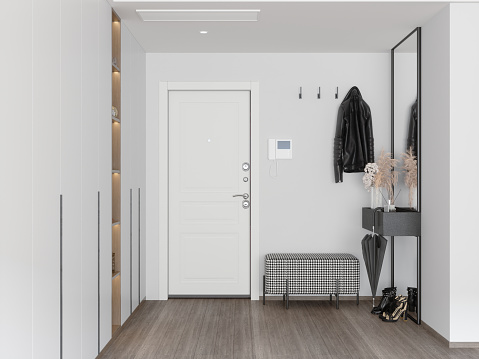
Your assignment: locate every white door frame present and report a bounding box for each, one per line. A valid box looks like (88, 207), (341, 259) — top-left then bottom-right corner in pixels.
(158, 81), (260, 300)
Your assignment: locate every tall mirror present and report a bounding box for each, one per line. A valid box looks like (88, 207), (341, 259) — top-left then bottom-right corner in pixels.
(390, 28), (422, 325)
(392, 28), (420, 211)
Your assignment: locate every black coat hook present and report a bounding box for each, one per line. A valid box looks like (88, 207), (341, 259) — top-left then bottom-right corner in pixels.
(335, 87), (339, 99)
(317, 87), (321, 99)
(299, 86), (302, 99)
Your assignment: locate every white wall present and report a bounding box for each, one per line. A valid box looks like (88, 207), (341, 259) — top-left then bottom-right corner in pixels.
(422, 5), (451, 341)
(422, 3), (479, 343)
(449, 3), (479, 343)
(146, 53), (419, 299)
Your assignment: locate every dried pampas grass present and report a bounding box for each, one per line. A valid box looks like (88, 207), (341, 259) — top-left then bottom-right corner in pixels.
(401, 147), (418, 209)
(375, 149), (399, 203)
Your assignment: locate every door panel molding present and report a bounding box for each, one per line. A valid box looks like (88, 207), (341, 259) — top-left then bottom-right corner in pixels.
(158, 82), (260, 300)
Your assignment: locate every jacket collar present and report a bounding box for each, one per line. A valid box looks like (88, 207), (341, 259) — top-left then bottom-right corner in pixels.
(343, 86), (362, 101)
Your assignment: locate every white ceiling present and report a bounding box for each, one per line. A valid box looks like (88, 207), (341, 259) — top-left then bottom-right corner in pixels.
(109, 1), (448, 53)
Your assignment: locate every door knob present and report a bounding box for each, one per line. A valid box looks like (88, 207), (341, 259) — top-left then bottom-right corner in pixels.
(233, 193), (249, 199)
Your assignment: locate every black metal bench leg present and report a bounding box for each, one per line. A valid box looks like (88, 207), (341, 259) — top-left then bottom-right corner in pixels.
(286, 278), (289, 309)
(263, 275), (265, 305)
(283, 294), (285, 302)
(330, 293), (332, 302)
(336, 279), (339, 309)
(356, 292), (359, 305)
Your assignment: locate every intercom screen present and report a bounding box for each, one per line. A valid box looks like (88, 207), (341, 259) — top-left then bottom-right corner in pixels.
(277, 141), (290, 149)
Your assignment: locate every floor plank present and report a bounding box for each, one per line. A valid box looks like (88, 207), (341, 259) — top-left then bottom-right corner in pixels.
(214, 299), (235, 357)
(233, 299), (255, 358)
(97, 299), (479, 359)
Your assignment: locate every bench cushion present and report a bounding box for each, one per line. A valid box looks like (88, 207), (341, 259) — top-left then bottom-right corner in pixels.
(265, 253), (360, 295)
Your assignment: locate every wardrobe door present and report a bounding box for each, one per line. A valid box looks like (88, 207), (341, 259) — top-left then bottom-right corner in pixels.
(61, 0), (82, 358)
(98, 0), (113, 352)
(120, 23), (132, 322)
(138, 43), (147, 304)
(130, 38), (142, 312)
(0, 3), (33, 358)
(32, 0), (62, 357)
(81, 0), (100, 356)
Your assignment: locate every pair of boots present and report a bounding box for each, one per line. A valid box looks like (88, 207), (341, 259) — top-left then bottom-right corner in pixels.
(371, 287), (408, 323)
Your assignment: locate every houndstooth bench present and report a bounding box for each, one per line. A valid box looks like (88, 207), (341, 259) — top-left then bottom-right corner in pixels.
(263, 253), (360, 309)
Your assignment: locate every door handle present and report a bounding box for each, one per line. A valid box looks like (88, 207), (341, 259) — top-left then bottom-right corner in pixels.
(233, 193), (249, 199)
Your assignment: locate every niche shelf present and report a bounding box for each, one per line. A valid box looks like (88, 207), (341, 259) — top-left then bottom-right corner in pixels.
(111, 9), (121, 335)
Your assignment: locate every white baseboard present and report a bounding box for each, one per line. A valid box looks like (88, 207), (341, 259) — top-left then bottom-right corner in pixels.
(421, 321), (479, 348)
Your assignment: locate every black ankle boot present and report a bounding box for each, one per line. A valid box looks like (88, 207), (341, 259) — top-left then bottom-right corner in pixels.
(371, 287), (397, 315)
(407, 287), (417, 313)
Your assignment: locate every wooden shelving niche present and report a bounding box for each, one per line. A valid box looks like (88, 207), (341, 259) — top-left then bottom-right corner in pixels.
(111, 10), (121, 335)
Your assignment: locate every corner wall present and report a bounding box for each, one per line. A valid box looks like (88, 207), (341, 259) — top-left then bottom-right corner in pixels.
(449, 2), (479, 343)
(422, 4), (451, 341)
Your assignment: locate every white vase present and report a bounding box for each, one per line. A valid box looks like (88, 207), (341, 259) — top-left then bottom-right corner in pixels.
(370, 187), (381, 209)
(409, 187), (418, 210)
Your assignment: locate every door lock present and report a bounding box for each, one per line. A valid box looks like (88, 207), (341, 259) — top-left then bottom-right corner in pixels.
(242, 200), (250, 209)
(233, 193), (249, 199)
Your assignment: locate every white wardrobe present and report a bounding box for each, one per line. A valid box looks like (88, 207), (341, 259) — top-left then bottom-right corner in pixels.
(0, 1), (146, 358)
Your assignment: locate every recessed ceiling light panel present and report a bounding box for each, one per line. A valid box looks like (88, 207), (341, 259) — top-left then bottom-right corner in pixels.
(199, 30), (208, 34)
(136, 9), (260, 22)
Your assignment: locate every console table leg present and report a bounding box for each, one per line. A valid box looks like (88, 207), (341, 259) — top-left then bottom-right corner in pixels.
(391, 236), (395, 287)
(330, 294), (332, 302)
(417, 235), (421, 324)
(356, 292), (359, 305)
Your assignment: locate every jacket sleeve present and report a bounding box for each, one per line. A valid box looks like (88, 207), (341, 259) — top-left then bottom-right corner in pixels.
(365, 106), (375, 163)
(334, 105), (345, 183)
(407, 102), (417, 157)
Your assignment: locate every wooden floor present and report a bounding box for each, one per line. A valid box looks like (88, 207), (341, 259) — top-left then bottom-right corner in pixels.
(98, 299), (479, 359)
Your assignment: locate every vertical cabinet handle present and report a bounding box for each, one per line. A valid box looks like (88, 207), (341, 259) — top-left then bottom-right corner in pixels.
(60, 195), (63, 359)
(129, 189), (132, 314)
(138, 188), (141, 305)
(97, 191), (100, 354)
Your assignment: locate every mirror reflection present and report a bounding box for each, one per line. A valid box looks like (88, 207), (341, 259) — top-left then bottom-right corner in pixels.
(393, 31), (418, 209)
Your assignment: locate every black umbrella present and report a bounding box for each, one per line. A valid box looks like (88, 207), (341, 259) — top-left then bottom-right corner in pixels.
(361, 208), (388, 307)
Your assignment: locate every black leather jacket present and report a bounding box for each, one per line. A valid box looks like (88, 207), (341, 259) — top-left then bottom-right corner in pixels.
(334, 86), (374, 183)
(407, 99), (418, 157)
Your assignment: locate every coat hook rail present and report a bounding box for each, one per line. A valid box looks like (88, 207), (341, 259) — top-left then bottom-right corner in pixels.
(317, 87), (321, 99)
(299, 86), (302, 99)
(335, 87), (339, 99)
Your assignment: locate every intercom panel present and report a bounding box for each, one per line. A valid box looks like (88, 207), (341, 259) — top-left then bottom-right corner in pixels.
(268, 139), (292, 160)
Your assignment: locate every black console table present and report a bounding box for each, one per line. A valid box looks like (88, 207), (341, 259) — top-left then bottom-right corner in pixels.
(362, 207), (422, 324)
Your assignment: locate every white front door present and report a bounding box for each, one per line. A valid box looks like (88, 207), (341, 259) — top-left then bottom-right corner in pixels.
(169, 90), (251, 296)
